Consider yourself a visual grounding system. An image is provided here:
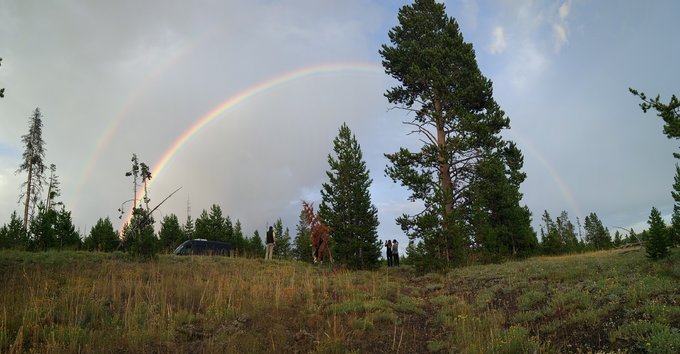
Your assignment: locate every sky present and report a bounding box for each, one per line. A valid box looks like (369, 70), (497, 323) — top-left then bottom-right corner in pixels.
(1, 0), (679, 247)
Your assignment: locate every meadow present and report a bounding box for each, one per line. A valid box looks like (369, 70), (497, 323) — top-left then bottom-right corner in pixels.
(1, 247), (679, 353)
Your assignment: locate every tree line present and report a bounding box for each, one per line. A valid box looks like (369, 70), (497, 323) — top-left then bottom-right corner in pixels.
(3, 0), (678, 269)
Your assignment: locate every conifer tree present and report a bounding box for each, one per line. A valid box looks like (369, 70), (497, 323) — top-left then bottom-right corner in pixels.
(646, 207), (670, 260)
(584, 213), (611, 250)
(629, 88), (680, 156)
(272, 218), (292, 259)
(54, 206), (80, 249)
(320, 123), (381, 269)
(158, 213), (183, 252)
(29, 204), (57, 251)
(670, 164), (680, 246)
(540, 211), (563, 255)
(0, 211), (28, 249)
(613, 231), (623, 247)
(233, 220), (246, 256)
(195, 209), (210, 239)
(248, 230), (264, 258)
(121, 208), (157, 258)
(208, 204), (228, 242)
(224, 215), (234, 243)
(83, 217), (119, 251)
(468, 148), (536, 258)
(45, 164), (62, 211)
(381, 0), (518, 266)
(556, 211), (579, 252)
(182, 214), (195, 241)
(120, 154), (158, 258)
(18, 108), (47, 229)
(293, 209), (313, 262)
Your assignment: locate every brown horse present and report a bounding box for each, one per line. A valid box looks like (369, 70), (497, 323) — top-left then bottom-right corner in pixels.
(302, 201), (333, 264)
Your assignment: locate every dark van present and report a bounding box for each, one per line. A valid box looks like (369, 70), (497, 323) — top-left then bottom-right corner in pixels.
(174, 239), (231, 256)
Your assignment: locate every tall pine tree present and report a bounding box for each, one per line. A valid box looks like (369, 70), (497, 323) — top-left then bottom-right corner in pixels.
(18, 107), (47, 229)
(468, 146), (536, 259)
(320, 123), (381, 269)
(381, 0), (517, 266)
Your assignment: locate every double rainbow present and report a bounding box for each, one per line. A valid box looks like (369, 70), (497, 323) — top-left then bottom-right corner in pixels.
(120, 62), (385, 228)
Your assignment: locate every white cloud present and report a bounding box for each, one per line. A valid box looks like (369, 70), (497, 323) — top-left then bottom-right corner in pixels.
(505, 41), (547, 92)
(553, 0), (572, 52)
(559, 0), (572, 20)
(489, 26), (507, 54)
(553, 23), (568, 52)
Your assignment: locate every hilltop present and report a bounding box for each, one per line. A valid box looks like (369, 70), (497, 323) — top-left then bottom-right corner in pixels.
(1, 247), (679, 353)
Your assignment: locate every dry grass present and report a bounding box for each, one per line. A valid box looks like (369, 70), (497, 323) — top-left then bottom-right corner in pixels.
(0, 247), (678, 353)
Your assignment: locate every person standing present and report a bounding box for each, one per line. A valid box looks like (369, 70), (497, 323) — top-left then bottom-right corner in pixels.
(265, 226), (275, 260)
(392, 239), (399, 267)
(385, 240), (393, 267)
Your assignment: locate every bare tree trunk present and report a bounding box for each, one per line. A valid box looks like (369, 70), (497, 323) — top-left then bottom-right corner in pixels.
(434, 96), (454, 262)
(23, 163), (33, 229)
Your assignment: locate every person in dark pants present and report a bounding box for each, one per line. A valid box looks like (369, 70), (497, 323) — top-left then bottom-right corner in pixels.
(392, 239), (399, 267)
(385, 240), (393, 267)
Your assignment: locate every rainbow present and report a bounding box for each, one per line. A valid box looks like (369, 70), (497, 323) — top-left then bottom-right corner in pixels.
(76, 24), (223, 195)
(117, 62), (583, 232)
(120, 62), (385, 229)
(506, 130), (584, 218)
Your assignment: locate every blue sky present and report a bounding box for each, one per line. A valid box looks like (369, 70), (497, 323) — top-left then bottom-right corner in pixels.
(1, 0), (679, 246)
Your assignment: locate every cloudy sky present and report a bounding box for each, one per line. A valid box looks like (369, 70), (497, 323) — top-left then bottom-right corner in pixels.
(1, 0), (679, 246)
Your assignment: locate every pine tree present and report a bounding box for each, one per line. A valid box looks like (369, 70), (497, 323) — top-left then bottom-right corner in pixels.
(18, 108), (47, 229)
(293, 209), (313, 262)
(319, 123), (381, 269)
(195, 209), (210, 239)
(613, 231), (623, 247)
(540, 211), (563, 255)
(670, 164), (680, 247)
(272, 218), (292, 259)
(83, 217), (119, 252)
(121, 208), (157, 258)
(584, 212), (611, 250)
(0, 211), (28, 249)
(54, 206), (80, 249)
(381, 0), (515, 266)
(182, 214), (195, 242)
(646, 207), (670, 260)
(248, 230), (264, 258)
(233, 220), (246, 256)
(158, 213), (183, 252)
(629, 88), (680, 153)
(120, 153), (163, 258)
(208, 204), (228, 242)
(556, 211), (579, 252)
(224, 215), (234, 244)
(468, 148), (536, 259)
(29, 204), (57, 250)
(45, 164), (62, 211)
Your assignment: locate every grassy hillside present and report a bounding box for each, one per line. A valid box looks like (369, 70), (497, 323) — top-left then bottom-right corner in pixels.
(1, 248), (679, 353)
